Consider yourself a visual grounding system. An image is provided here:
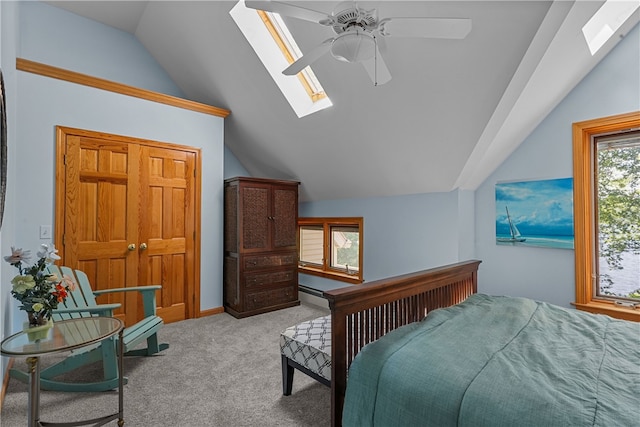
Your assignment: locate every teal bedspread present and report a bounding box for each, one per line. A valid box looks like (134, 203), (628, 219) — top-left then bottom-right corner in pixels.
(342, 294), (640, 426)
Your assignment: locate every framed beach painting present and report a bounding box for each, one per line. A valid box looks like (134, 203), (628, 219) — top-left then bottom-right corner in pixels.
(495, 178), (574, 249)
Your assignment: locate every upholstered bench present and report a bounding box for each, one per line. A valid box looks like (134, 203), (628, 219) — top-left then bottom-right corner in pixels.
(280, 315), (331, 394)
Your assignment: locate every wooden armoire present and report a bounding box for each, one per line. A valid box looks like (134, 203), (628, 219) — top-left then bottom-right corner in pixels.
(223, 177), (300, 318)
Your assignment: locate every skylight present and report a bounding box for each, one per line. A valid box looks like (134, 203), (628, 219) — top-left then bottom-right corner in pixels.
(230, 1), (332, 118)
(582, 0), (640, 55)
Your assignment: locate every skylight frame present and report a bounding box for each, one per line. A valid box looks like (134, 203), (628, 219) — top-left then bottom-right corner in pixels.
(582, 0), (640, 56)
(230, 1), (332, 118)
(258, 10), (327, 103)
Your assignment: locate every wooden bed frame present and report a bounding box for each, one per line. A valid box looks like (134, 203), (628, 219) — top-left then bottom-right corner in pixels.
(323, 259), (481, 426)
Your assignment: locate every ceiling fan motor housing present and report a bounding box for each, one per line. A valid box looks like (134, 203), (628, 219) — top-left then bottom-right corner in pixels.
(331, 30), (376, 62)
(330, 2), (378, 63)
(331, 3), (377, 34)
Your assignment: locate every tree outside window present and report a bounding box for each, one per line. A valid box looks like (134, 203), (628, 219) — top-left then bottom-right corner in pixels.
(596, 133), (640, 300)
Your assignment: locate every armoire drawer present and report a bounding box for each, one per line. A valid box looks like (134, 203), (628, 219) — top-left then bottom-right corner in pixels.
(244, 285), (296, 311)
(243, 252), (297, 271)
(244, 269), (295, 288)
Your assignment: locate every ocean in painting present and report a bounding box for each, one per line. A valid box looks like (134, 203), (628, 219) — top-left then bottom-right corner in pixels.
(496, 178), (574, 250)
(495, 234), (574, 249)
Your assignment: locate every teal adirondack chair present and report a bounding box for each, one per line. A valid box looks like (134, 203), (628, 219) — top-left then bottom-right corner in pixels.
(9, 265), (169, 392)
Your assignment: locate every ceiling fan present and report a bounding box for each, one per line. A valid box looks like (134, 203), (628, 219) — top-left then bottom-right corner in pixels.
(245, 1), (472, 86)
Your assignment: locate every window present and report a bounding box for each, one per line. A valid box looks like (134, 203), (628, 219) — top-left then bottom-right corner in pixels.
(595, 131), (640, 301)
(229, 1), (332, 118)
(298, 217), (363, 284)
(257, 10), (327, 103)
(573, 111), (640, 322)
(582, 0), (640, 56)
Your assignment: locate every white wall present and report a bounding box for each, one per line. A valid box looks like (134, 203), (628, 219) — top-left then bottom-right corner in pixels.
(475, 23), (640, 308)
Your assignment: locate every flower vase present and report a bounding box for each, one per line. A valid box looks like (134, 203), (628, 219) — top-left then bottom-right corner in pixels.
(24, 312), (53, 341)
(27, 311), (50, 326)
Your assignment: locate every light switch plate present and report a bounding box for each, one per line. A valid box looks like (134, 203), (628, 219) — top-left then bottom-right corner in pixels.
(39, 225), (52, 239)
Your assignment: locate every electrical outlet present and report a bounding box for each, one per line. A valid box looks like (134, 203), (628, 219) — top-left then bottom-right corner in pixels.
(39, 225), (52, 239)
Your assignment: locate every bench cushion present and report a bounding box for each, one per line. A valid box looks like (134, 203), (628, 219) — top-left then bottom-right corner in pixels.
(280, 315), (331, 381)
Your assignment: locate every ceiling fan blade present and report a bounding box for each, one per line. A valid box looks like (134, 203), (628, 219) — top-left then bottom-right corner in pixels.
(245, 1), (333, 25)
(361, 47), (392, 86)
(282, 39), (333, 75)
(381, 17), (472, 39)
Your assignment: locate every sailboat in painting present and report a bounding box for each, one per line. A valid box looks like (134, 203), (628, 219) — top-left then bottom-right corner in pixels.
(497, 206), (526, 243)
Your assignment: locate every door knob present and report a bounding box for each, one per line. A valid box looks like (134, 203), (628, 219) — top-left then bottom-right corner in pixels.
(140, 243), (148, 250)
(127, 243), (136, 251)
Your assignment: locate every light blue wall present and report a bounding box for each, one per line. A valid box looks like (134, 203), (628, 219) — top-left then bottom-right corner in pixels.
(14, 72), (224, 312)
(0, 2), (637, 386)
(224, 145), (249, 179)
(1, 0), (226, 368)
(299, 190), (467, 291)
(298, 23), (639, 302)
(475, 23), (640, 308)
(457, 189), (475, 261)
(0, 0), (20, 381)
(20, 2), (183, 97)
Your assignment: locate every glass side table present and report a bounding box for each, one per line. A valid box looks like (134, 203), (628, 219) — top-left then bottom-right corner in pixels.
(1, 317), (125, 427)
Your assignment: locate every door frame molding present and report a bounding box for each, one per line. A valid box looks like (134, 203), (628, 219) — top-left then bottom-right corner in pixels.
(54, 125), (202, 319)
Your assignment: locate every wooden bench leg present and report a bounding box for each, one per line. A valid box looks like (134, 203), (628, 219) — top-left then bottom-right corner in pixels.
(281, 354), (295, 396)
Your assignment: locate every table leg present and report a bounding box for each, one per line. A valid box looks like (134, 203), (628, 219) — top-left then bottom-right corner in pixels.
(118, 329), (124, 426)
(26, 356), (40, 427)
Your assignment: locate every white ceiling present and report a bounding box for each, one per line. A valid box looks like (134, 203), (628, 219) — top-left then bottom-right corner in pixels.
(45, 1), (639, 202)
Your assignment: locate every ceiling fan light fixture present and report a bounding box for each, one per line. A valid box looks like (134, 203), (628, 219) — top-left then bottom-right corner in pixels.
(330, 31), (376, 63)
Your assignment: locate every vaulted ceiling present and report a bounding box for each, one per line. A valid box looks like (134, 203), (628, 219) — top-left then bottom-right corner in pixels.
(46, 1), (639, 202)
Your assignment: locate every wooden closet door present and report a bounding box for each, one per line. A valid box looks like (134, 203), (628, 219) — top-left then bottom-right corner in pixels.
(62, 134), (140, 326)
(57, 127), (199, 326)
(138, 146), (196, 323)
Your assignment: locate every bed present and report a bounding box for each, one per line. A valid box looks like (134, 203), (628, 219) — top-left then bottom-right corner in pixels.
(342, 293), (640, 426)
(323, 260), (481, 425)
(321, 260), (639, 426)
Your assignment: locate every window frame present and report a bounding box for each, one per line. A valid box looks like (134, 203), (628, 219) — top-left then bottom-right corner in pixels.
(572, 111), (640, 322)
(298, 217), (364, 284)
